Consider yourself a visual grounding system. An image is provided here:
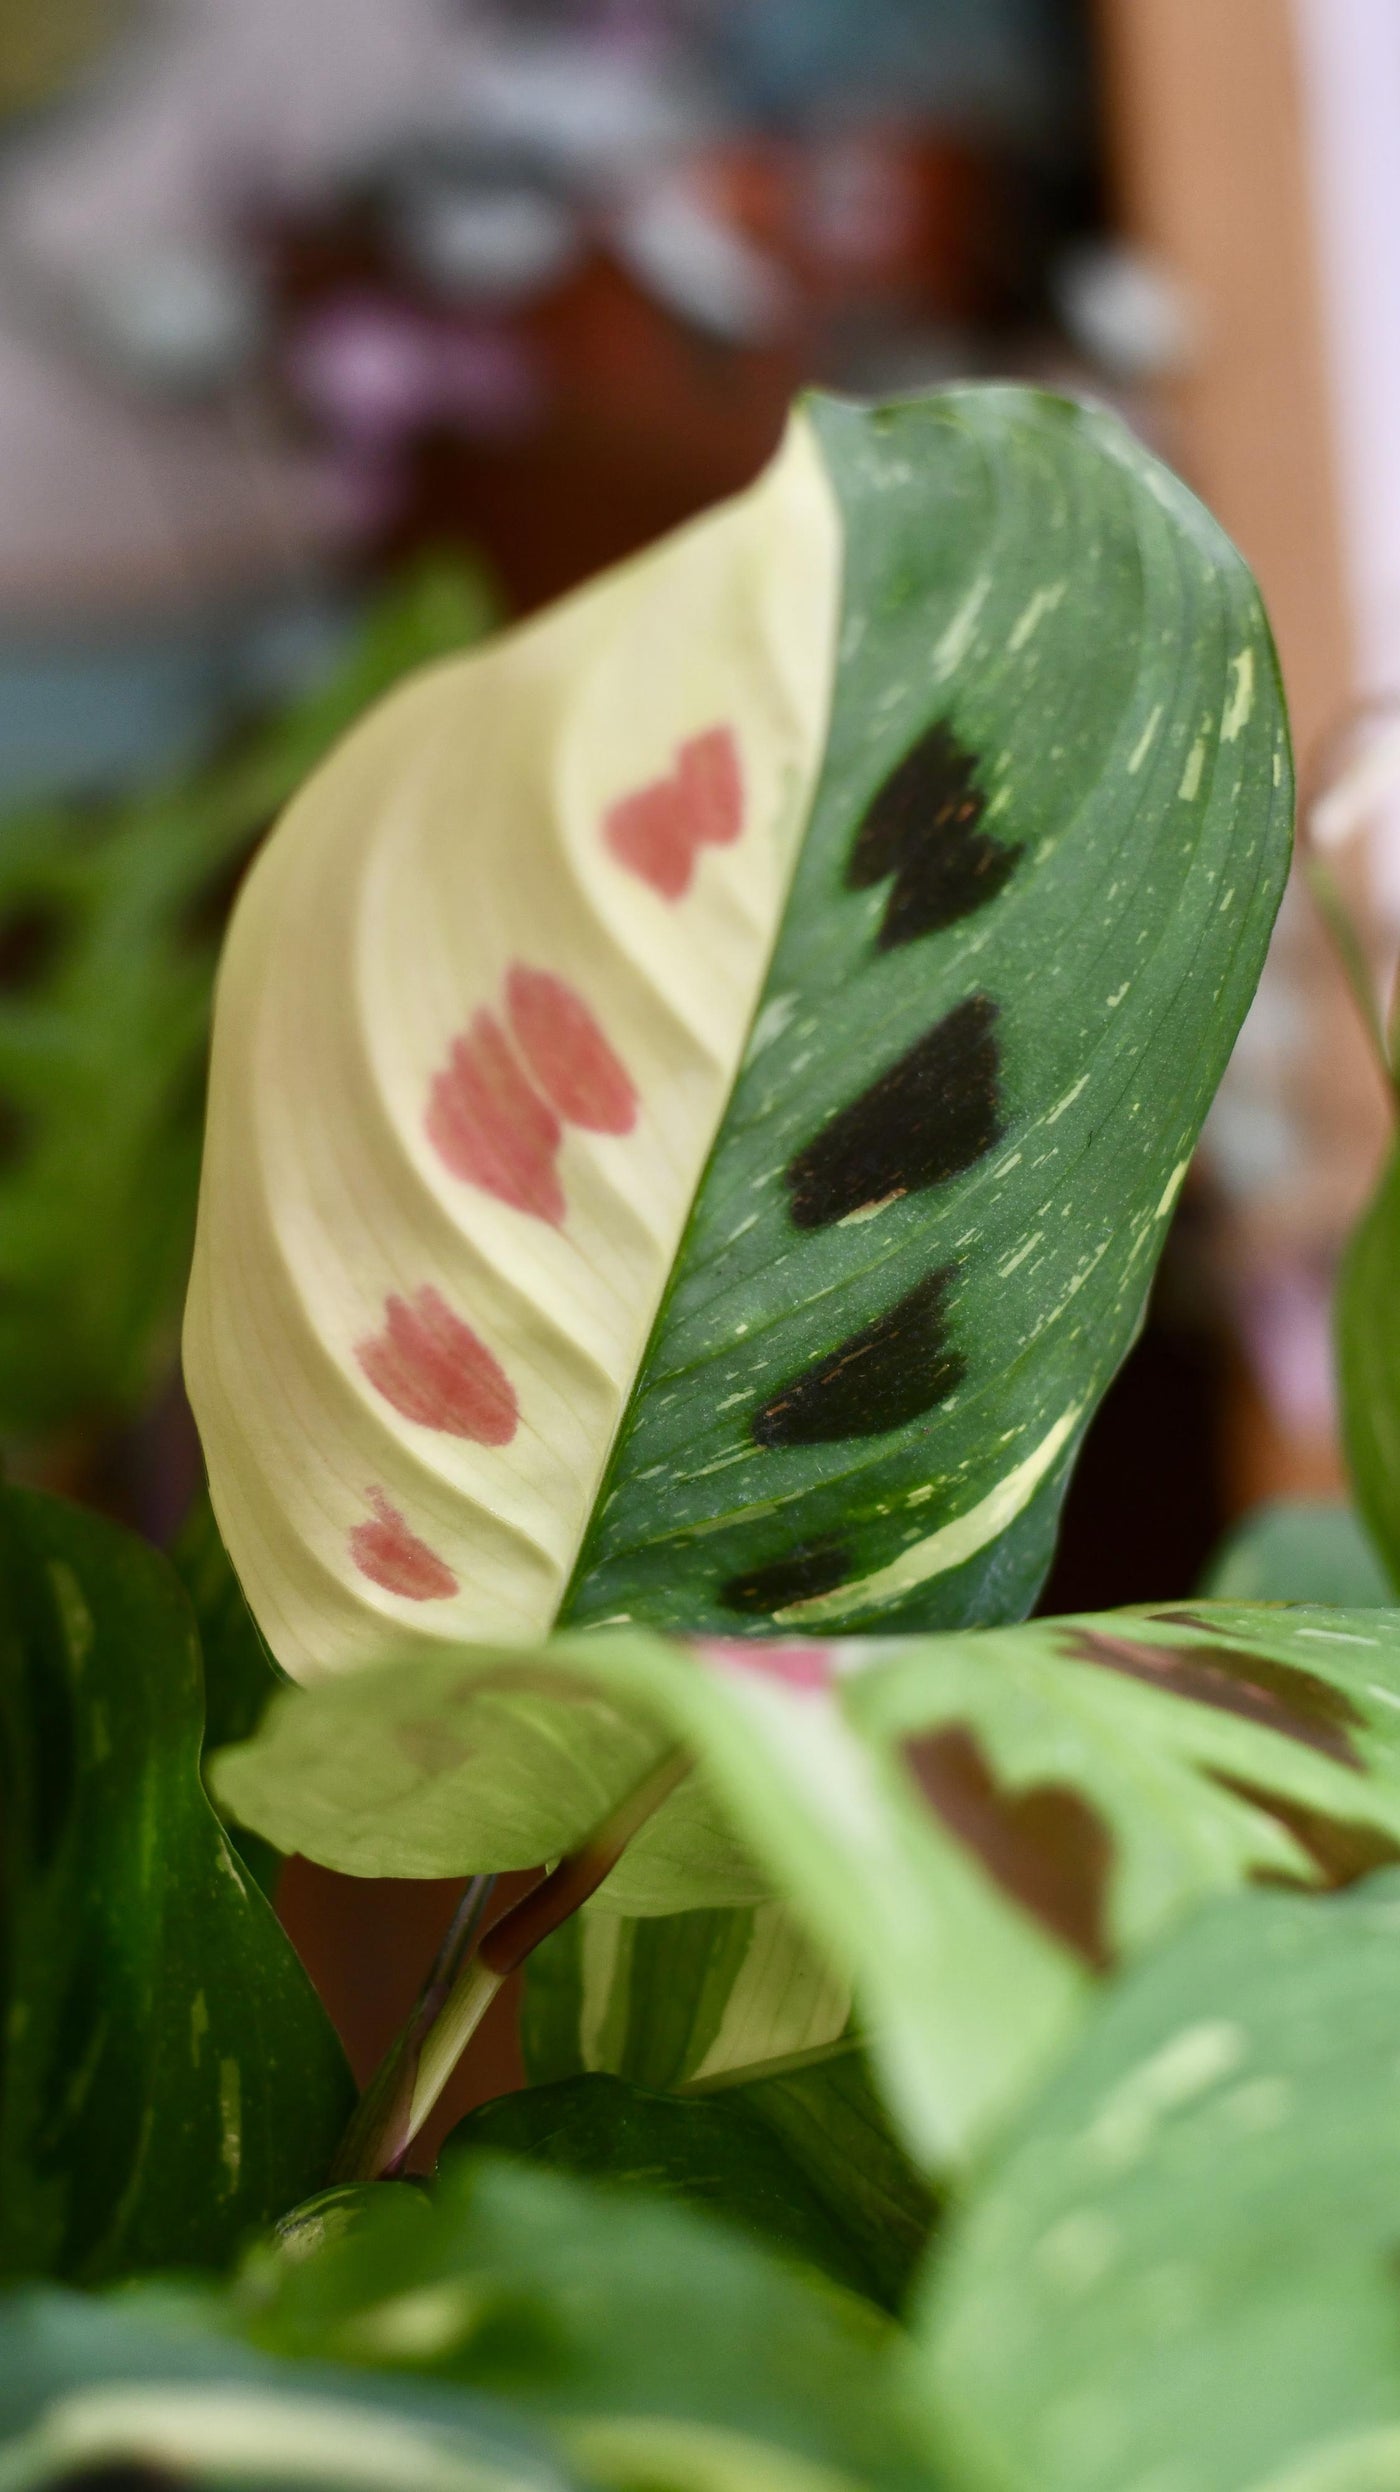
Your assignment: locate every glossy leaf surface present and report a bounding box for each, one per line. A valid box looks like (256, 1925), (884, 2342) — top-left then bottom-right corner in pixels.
(238, 2151), (930, 2492)
(0, 1487), (353, 2282)
(186, 386), (1291, 1681)
(213, 1601), (1400, 2165)
(922, 1871), (1400, 2492)
(1338, 1135), (1400, 1593)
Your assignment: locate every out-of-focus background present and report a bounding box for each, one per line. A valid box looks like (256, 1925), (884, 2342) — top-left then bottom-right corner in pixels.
(3, 0), (1397, 2126)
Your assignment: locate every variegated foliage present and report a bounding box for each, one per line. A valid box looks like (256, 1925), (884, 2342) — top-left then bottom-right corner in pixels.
(213, 1603), (1400, 2167)
(186, 387), (1290, 1680)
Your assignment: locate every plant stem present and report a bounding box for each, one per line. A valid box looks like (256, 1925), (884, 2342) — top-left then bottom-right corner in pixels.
(402, 1746), (691, 2153)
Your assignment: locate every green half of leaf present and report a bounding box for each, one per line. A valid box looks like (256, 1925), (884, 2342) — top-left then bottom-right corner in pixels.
(0, 1484), (353, 2284)
(212, 1599), (1400, 2168)
(185, 385), (1292, 1682)
(920, 1868), (1400, 2492)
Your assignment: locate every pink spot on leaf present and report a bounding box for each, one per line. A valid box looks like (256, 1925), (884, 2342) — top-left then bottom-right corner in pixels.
(506, 965), (637, 1134)
(696, 1637), (836, 1692)
(426, 1009), (564, 1223)
(604, 726), (744, 900)
(350, 1489), (458, 1601)
(356, 1286), (518, 1444)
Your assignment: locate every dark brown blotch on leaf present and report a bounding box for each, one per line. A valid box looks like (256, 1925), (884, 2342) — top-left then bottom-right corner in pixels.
(847, 720), (1022, 951)
(753, 1267), (964, 1447)
(904, 1722), (1115, 1970)
(785, 993), (1003, 1230)
(1061, 1628), (1365, 1770)
(721, 1537), (854, 1615)
(1211, 1771), (1400, 1890)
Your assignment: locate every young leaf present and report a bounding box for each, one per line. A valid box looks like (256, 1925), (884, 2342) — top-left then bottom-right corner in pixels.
(920, 1870), (1400, 2492)
(185, 386), (1291, 1679)
(522, 1903), (851, 2093)
(212, 1601), (1400, 2166)
(1199, 1498), (1393, 1606)
(1338, 1135), (1400, 1593)
(237, 2151), (930, 2492)
(0, 1486), (353, 2283)
(0, 2287), (580, 2492)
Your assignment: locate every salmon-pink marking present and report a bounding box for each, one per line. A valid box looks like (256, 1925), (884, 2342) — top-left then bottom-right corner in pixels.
(356, 1286), (518, 1445)
(697, 1637), (836, 1693)
(603, 725), (744, 901)
(506, 965), (638, 1135)
(350, 1489), (458, 1601)
(426, 1008), (564, 1223)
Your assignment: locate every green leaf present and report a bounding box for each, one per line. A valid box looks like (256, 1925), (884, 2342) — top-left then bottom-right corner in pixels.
(236, 2151), (932, 2492)
(521, 1903), (851, 2092)
(1199, 1499), (1393, 1606)
(185, 385), (1291, 1682)
(520, 1910), (933, 2311)
(0, 2287), (581, 2491)
(0, 556), (493, 1438)
(449, 2074), (889, 2304)
(1338, 1135), (1400, 1594)
(174, 1488), (286, 1894)
(0, 1484), (353, 2283)
(920, 1869), (1400, 2492)
(213, 1600), (1400, 2167)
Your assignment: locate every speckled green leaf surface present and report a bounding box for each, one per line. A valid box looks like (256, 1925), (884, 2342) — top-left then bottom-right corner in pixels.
(0, 1487), (352, 2283)
(920, 1871), (1400, 2492)
(1338, 1136), (1400, 1594)
(187, 387), (1290, 1683)
(213, 1601), (1400, 2167)
(561, 390), (1292, 1641)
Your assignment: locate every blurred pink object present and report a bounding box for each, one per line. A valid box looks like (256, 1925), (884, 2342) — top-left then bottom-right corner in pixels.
(1237, 1259), (1339, 1437)
(288, 297), (543, 444)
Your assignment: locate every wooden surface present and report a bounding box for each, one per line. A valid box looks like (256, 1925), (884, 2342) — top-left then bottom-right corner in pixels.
(1096, 0), (1354, 765)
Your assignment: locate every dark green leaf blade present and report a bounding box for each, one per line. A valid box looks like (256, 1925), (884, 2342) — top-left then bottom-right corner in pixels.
(174, 1487), (285, 1894)
(563, 387), (1293, 1639)
(449, 2073), (889, 2305)
(920, 1869), (1400, 2492)
(0, 1486), (353, 2283)
(1338, 1135), (1400, 1594)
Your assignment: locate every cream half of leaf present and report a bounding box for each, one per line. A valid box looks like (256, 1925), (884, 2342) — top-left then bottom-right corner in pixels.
(184, 412), (841, 1679)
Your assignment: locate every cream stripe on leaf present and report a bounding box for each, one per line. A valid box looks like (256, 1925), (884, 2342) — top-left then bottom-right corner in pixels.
(187, 387), (1291, 1684)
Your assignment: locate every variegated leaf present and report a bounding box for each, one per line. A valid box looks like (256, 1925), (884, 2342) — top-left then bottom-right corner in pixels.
(212, 1601), (1400, 2166)
(186, 387), (1290, 1680)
